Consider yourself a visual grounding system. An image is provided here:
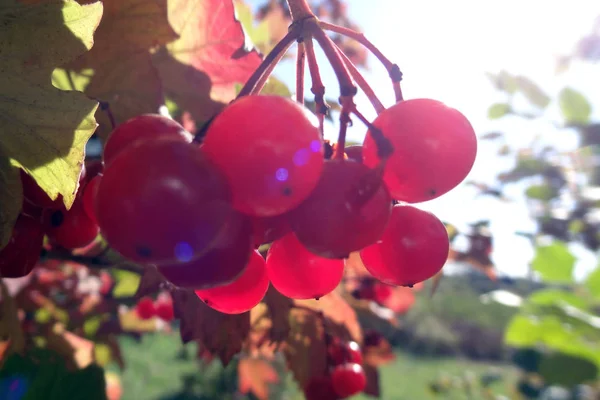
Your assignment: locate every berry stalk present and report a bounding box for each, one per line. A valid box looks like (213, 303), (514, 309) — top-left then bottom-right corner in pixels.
(237, 27), (300, 98)
(333, 41), (385, 114)
(286, 0), (315, 21)
(296, 41), (306, 104)
(304, 36), (328, 136)
(319, 21), (404, 102)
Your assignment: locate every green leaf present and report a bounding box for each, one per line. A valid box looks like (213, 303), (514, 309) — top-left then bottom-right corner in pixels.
(525, 184), (557, 201)
(531, 242), (575, 283)
(0, 154), (22, 250)
(539, 353), (598, 387)
(112, 269), (141, 298)
(487, 103), (512, 119)
(505, 315), (543, 347)
(486, 70), (518, 94)
(559, 87), (592, 124)
(515, 76), (551, 108)
(528, 289), (588, 309)
(53, 364), (107, 400)
(260, 77), (292, 97)
(585, 267), (600, 300)
(0, 1), (101, 217)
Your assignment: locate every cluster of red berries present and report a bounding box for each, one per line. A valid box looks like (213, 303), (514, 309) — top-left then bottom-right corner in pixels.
(305, 338), (367, 399)
(0, 161), (103, 278)
(2, 92), (476, 317)
(134, 294), (175, 322)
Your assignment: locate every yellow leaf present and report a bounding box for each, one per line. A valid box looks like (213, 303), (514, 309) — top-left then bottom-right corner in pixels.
(0, 0), (102, 234)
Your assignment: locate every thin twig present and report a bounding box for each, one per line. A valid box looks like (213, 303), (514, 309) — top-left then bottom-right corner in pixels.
(319, 21), (404, 102)
(333, 41), (385, 114)
(304, 36), (328, 136)
(296, 41), (306, 104)
(237, 28), (301, 98)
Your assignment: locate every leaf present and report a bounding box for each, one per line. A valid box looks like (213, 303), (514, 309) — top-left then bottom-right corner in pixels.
(54, 364), (108, 400)
(0, 155), (22, 250)
(486, 70), (518, 93)
(296, 291), (362, 343)
(585, 267), (600, 300)
(488, 103), (512, 119)
(529, 289), (588, 309)
(559, 87), (592, 124)
(65, 0), (178, 138)
(263, 285), (293, 344)
(45, 323), (95, 369)
(118, 309), (158, 333)
(515, 76), (551, 108)
(172, 288), (250, 365)
(93, 343), (111, 367)
(0, 0), (101, 211)
(363, 336), (396, 367)
(283, 309), (327, 390)
(233, 0), (272, 54)
(155, 0), (262, 124)
(505, 315), (543, 348)
(0, 282), (24, 354)
(531, 241), (575, 283)
(539, 353), (598, 387)
(135, 265), (166, 298)
(259, 77), (292, 97)
(238, 356), (279, 400)
(362, 364), (381, 397)
(111, 269), (141, 298)
(525, 184), (558, 201)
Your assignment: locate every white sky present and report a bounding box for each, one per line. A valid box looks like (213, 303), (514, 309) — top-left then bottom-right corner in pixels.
(250, 0), (600, 278)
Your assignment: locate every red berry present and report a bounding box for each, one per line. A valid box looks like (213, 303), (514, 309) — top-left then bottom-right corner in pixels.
(135, 297), (156, 320)
(290, 159), (391, 258)
(43, 198), (99, 249)
(158, 210), (253, 289)
(195, 250), (269, 314)
(383, 286), (415, 314)
(103, 114), (192, 165)
(20, 170), (63, 210)
(360, 205), (449, 286)
(266, 233), (344, 299)
(363, 99), (477, 203)
(328, 340), (363, 366)
(96, 139), (233, 265)
(251, 213), (291, 247)
(373, 283), (393, 304)
(202, 95), (324, 217)
(331, 363), (367, 398)
(0, 214), (44, 278)
(82, 174), (102, 225)
(155, 299), (174, 321)
(304, 376), (338, 400)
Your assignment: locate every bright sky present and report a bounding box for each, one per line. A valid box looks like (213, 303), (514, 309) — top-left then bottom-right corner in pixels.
(249, 0), (600, 278)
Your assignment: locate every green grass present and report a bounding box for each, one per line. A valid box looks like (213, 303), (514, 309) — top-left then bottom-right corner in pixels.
(114, 333), (516, 400)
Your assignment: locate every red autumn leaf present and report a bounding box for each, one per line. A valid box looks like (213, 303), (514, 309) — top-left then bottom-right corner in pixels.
(155, 0), (262, 123)
(296, 291), (362, 343)
(363, 335), (396, 367)
(238, 356), (280, 400)
(172, 288), (250, 365)
(362, 364), (381, 397)
(283, 308), (328, 390)
(135, 265), (166, 298)
(264, 285), (293, 344)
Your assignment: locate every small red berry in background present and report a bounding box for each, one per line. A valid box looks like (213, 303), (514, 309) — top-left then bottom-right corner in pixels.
(328, 340), (363, 366)
(155, 298), (175, 322)
(135, 297), (156, 320)
(331, 363), (367, 398)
